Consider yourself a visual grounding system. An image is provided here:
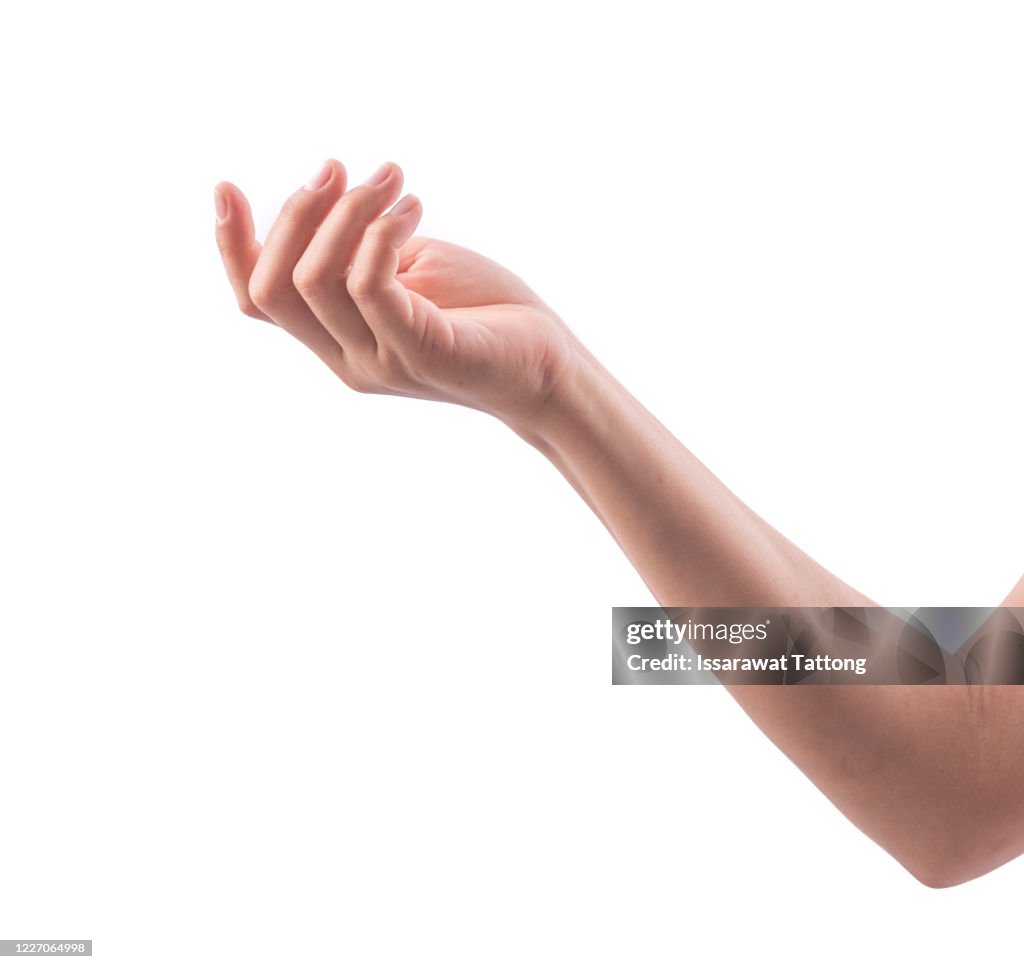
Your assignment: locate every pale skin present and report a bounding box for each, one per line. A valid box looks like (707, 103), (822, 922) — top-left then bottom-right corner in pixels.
(215, 158), (1024, 888)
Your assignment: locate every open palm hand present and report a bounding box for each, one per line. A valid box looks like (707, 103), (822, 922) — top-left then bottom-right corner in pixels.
(215, 159), (578, 428)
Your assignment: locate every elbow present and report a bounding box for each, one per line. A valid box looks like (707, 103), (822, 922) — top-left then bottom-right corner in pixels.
(893, 806), (1022, 889)
(903, 854), (979, 891)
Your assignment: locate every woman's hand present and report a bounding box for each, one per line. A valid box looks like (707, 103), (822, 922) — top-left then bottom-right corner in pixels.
(214, 159), (579, 429)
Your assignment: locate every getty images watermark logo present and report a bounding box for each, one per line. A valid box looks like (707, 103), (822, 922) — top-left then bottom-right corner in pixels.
(612, 607), (1024, 685)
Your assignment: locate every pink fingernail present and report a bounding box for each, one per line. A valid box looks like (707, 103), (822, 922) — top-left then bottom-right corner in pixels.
(214, 188), (228, 224)
(391, 195), (417, 216)
(362, 163), (391, 187)
(304, 161), (332, 191)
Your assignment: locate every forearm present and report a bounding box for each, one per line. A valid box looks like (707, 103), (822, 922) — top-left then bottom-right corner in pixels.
(515, 346), (871, 610)
(512, 345), (1023, 887)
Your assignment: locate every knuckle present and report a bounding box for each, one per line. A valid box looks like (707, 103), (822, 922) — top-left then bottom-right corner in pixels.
(292, 262), (327, 299)
(363, 219), (392, 252)
(341, 370), (376, 395)
(345, 268), (376, 301)
(276, 193), (304, 224)
(363, 214), (388, 237)
(339, 185), (375, 212)
(238, 297), (264, 320)
(247, 273), (274, 310)
(333, 187), (381, 229)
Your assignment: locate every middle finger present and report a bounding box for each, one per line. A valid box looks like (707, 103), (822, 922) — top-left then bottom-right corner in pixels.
(292, 162), (405, 356)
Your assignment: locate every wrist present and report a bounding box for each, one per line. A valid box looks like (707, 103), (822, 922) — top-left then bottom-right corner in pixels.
(505, 342), (623, 453)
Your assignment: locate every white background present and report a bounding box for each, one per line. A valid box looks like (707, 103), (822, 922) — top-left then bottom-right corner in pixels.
(2, 1), (1023, 966)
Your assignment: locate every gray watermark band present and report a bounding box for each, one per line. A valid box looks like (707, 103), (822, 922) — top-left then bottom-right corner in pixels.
(613, 607), (1024, 685)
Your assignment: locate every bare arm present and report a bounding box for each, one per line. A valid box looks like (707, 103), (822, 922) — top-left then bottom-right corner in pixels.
(518, 348), (1024, 888)
(214, 159), (1024, 888)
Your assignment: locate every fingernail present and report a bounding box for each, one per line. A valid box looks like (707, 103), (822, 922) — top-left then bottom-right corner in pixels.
(391, 195), (417, 216)
(214, 188), (228, 224)
(304, 160), (332, 191)
(362, 163), (391, 187)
